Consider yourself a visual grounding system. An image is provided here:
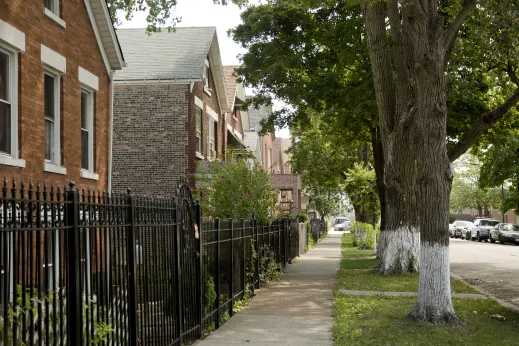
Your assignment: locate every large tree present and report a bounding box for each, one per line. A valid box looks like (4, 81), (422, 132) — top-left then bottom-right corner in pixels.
(361, 0), (519, 323)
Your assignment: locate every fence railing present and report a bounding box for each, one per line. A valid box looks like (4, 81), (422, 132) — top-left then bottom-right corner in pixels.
(310, 219), (327, 242)
(0, 179), (300, 346)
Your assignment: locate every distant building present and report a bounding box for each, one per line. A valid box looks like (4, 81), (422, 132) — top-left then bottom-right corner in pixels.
(111, 27), (229, 195)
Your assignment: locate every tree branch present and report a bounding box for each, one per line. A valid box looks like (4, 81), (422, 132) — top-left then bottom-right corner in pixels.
(448, 87), (519, 162)
(507, 62), (519, 87)
(444, 0), (477, 62)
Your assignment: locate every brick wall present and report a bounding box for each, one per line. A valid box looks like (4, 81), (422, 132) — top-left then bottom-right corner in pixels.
(112, 56), (226, 194)
(111, 84), (189, 196)
(271, 174), (302, 212)
(0, 0), (111, 189)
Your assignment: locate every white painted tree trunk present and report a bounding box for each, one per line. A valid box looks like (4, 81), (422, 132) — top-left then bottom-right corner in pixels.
(376, 226), (419, 273)
(407, 243), (456, 323)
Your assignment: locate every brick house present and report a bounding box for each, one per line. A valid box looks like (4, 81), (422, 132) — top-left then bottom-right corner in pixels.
(222, 65), (248, 155)
(245, 98), (275, 172)
(0, 0), (124, 188)
(111, 27), (229, 195)
(271, 138), (303, 214)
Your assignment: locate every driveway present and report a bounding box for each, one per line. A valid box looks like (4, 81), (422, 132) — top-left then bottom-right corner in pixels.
(450, 238), (519, 308)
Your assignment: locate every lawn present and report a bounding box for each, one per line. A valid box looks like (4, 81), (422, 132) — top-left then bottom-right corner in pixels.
(334, 233), (519, 346)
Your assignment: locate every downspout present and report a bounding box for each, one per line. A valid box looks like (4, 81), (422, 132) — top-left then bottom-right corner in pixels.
(108, 71), (115, 193)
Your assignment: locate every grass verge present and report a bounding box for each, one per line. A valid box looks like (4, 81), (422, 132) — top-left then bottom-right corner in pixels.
(334, 233), (519, 345)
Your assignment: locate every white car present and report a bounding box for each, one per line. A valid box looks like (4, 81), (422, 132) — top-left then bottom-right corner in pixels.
(334, 217), (351, 232)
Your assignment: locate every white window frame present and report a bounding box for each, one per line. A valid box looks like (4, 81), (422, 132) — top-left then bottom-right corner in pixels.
(44, 0), (59, 15)
(80, 88), (96, 176)
(203, 59), (209, 88)
(0, 43), (24, 168)
(43, 70), (62, 166)
(195, 106), (202, 156)
(43, 0), (66, 28)
(208, 116), (215, 158)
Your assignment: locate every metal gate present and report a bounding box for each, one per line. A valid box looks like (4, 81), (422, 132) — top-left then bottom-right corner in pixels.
(176, 181), (202, 343)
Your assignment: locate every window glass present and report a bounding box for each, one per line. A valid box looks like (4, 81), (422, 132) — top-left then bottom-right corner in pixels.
(0, 51), (8, 102)
(480, 220), (499, 226)
(44, 74), (55, 161)
(81, 91), (90, 169)
(0, 51), (10, 154)
(196, 108), (202, 153)
(44, 0), (56, 13)
(208, 117), (215, 152)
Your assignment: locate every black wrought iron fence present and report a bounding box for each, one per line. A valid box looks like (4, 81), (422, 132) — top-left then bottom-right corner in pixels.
(310, 219), (327, 242)
(0, 178), (300, 346)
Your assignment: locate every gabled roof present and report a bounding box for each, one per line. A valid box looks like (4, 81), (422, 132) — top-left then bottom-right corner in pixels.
(115, 27), (214, 81)
(115, 27), (229, 112)
(223, 65), (239, 109)
(85, 0), (125, 71)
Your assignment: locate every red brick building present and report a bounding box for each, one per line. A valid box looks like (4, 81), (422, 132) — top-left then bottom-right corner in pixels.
(111, 27), (229, 195)
(0, 0), (124, 189)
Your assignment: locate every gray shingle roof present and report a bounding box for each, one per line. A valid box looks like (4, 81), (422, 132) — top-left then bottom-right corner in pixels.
(114, 27), (216, 81)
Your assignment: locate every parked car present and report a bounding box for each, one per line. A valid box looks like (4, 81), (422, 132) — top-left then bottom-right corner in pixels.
(490, 223), (519, 245)
(467, 218), (499, 241)
(449, 223), (456, 237)
(451, 220), (471, 239)
(334, 217), (351, 232)
(459, 221), (475, 240)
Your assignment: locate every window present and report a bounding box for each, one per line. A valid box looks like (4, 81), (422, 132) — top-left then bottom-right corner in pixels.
(44, 72), (60, 163)
(81, 90), (94, 171)
(268, 148), (272, 172)
(0, 50), (11, 154)
(44, 0), (59, 15)
(208, 116), (215, 157)
(195, 107), (202, 154)
(203, 64), (209, 88)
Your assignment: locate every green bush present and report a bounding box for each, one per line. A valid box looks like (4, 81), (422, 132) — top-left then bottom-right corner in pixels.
(296, 211), (309, 223)
(350, 221), (379, 249)
(197, 158), (277, 223)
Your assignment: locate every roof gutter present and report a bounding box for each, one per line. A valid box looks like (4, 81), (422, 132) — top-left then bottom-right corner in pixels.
(108, 70), (115, 193)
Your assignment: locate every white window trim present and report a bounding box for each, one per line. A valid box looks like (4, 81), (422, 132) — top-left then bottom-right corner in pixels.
(195, 152), (204, 160)
(81, 169), (99, 181)
(43, 162), (66, 175)
(44, 70), (62, 166)
(194, 96), (204, 110)
(44, 0), (60, 17)
(207, 116), (216, 157)
(0, 19), (26, 52)
(206, 105), (219, 122)
(195, 105), (203, 156)
(78, 67), (99, 91)
(0, 43), (24, 166)
(41, 45), (66, 74)
(81, 88), (95, 173)
(43, 7), (66, 29)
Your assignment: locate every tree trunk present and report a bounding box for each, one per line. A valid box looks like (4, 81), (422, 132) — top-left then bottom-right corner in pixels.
(371, 126), (386, 231)
(362, 1), (420, 273)
(484, 205), (490, 217)
(477, 205), (483, 217)
(376, 134), (419, 273)
(406, 3), (456, 324)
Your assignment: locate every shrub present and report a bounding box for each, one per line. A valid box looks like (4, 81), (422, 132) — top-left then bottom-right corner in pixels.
(296, 211), (309, 223)
(197, 158), (277, 222)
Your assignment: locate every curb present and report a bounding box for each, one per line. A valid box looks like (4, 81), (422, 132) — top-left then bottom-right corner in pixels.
(338, 289), (486, 300)
(451, 272), (519, 314)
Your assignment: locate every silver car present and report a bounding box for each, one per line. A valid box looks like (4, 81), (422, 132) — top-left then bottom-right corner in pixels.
(334, 217), (351, 232)
(466, 218), (499, 242)
(490, 223), (519, 245)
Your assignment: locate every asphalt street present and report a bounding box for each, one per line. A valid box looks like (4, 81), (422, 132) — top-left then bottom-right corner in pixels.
(450, 238), (519, 308)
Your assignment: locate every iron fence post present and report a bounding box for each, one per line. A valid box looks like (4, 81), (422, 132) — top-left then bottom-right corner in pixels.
(175, 200), (184, 344)
(229, 218), (234, 317)
(195, 201), (203, 337)
(215, 218), (221, 329)
(287, 219), (291, 265)
(241, 218), (246, 299)
(65, 182), (82, 346)
(126, 190), (138, 346)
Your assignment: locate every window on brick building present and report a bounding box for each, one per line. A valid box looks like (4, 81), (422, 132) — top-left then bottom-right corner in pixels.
(0, 50), (11, 155)
(196, 107), (202, 154)
(208, 116), (215, 158)
(44, 0), (59, 16)
(81, 89), (94, 171)
(44, 72), (61, 164)
(203, 62), (209, 88)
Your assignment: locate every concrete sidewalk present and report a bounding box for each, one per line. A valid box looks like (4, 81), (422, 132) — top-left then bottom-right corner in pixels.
(197, 231), (342, 345)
